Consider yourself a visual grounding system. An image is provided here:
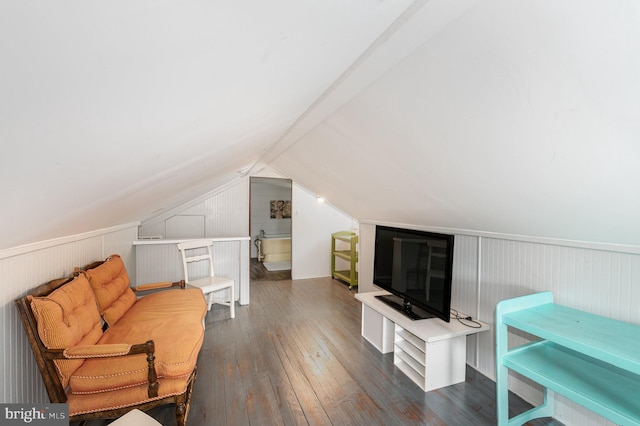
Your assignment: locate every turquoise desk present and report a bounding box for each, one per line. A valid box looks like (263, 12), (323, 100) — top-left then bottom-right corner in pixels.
(495, 292), (640, 425)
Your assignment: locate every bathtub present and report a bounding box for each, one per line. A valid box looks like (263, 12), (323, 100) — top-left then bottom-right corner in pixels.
(257, 235), (291, 263)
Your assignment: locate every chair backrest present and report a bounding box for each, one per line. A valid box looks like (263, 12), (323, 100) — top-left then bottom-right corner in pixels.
(177, 240), (215, 283)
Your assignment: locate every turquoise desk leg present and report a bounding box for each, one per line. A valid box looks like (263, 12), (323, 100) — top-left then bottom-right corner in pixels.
(496, 318), (510, 425)
(495, 292), (555, 425)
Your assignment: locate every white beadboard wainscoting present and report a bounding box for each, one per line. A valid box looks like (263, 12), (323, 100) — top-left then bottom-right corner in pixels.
(0, 224), (139, 405)
(134, 237), (251, 305)
(359, 221), (640, 426)
(4, 219), (639, 426)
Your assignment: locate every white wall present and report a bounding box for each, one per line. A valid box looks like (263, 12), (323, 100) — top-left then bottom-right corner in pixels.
(138, 179), (250, 239)
(137, 179), (252, 302)
(291, 184), (356, 280)
(359, 221), (640, 426)
(0, 224), (139, 405)
(135, 239), (248, 304)
(139, 174), (356, 280)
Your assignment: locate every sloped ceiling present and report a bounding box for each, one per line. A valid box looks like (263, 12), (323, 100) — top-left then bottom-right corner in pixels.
(2, 0), (640, 250)
(0, 0), (415, 250)
(271, 0), (640, 247)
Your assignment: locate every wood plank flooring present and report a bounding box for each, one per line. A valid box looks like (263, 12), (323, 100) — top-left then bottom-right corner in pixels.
(250, 258), (291, 281)
(86, 277), (563, 425)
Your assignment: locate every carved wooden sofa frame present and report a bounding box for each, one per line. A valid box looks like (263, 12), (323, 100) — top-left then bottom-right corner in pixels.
(15, 255), (207, 425)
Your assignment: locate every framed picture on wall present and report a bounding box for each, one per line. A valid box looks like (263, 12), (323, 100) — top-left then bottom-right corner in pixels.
(270, 200), (291, 219)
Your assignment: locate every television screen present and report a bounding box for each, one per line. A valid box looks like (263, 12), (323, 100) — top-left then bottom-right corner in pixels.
(373, 225), (454, 322)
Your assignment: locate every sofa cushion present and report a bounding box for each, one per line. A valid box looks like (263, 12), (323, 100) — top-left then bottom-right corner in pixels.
(67, 376), (194, 417)
(29, 274), (103, 387)
(68, 288), (206, 395)
(83, 255), (136, 326)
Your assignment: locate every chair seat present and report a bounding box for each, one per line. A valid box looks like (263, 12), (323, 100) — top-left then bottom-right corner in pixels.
(188, 276), (234, 293)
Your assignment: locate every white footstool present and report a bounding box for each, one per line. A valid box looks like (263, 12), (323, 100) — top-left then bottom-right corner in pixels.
(110, 409), (162, 426)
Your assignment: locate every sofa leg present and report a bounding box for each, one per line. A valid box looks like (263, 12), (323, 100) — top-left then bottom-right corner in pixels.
(175, 367), (197, 426)
(175, 401), (187, 426)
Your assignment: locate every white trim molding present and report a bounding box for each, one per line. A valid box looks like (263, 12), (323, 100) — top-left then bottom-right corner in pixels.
(0, 222), (141, 260)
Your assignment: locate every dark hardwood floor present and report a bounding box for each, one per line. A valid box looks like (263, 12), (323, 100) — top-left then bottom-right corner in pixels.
(88, 277), (563, 425)
(250, 258), (291, 281)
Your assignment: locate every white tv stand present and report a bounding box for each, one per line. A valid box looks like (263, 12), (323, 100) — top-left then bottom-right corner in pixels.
(355, 291), (489, 391)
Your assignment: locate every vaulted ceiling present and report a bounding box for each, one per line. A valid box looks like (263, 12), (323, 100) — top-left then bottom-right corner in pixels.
(2, 0), (639, 250)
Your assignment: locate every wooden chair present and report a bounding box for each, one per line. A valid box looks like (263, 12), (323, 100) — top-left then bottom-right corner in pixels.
(177, 240), (235, 318)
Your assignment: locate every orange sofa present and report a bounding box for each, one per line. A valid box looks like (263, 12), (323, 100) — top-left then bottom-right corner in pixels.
(15, 254), (207, 425)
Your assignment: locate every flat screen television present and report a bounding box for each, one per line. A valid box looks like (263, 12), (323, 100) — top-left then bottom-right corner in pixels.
(373, 225), (454, 322)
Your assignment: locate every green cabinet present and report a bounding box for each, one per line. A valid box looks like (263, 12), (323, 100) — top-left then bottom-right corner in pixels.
(331, 231), (358, 289)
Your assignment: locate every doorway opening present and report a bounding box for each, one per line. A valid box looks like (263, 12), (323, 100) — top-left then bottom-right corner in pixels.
(249, 177), (292, 281)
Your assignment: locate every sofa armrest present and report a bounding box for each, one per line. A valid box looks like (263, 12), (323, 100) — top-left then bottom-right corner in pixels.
(134, 280), (186, 292)
(45, 341), (160, 398)
(63, 343), (137, 359)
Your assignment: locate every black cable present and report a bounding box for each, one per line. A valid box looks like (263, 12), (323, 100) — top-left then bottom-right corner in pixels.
(450, 308), (483, 328)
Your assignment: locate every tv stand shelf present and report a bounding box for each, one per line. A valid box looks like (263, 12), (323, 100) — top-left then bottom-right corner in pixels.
(355, 291), (489, 391)
(496, 292), (640, 426)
